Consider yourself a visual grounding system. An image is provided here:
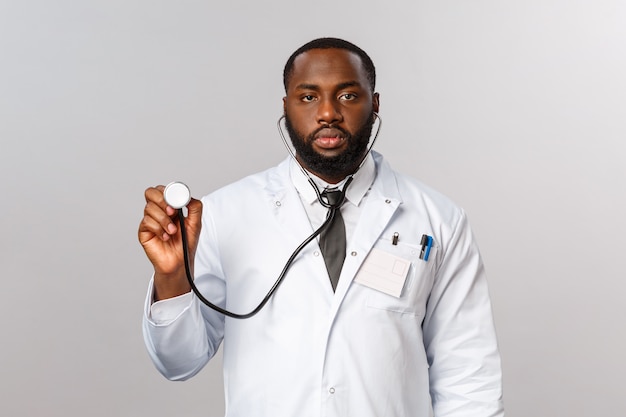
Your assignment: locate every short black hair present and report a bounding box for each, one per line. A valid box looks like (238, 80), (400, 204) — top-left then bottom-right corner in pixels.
(283, 37), (376, 93)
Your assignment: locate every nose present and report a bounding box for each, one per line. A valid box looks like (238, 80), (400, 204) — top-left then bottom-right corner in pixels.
(316, 97), (342, 125)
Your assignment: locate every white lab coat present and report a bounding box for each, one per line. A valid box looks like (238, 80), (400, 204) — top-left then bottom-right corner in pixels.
(143, 152), (504, 417)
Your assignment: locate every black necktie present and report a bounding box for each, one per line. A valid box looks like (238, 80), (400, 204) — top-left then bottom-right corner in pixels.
(319, 189), (346, 291)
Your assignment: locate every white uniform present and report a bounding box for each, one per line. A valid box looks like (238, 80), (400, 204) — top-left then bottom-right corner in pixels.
(143, 151), (504, 417)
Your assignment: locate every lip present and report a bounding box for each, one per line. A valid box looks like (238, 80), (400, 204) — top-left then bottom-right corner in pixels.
(313, 128), (345, 149)
(314, 137), (345, 149)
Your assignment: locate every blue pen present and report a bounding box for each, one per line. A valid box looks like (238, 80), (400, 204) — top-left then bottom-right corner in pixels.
(423, 236), (433, 261)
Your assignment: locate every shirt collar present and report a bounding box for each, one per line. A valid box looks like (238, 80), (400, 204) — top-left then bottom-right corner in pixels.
(289, 153), (377, 207)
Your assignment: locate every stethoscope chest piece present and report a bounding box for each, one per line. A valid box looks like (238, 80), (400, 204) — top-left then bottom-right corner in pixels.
(164, 181), (191, 209)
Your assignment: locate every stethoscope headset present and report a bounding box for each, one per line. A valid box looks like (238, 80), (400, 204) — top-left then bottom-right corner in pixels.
(164, 113), (381, 319)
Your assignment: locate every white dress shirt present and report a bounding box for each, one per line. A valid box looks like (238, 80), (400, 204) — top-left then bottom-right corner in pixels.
(289, 153), (376, 263)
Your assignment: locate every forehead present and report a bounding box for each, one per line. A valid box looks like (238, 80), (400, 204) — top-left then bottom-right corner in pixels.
(288, 48), (368, 90)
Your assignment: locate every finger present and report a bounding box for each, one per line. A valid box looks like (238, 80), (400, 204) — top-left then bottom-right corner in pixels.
(186, 198), (202, 217)
(146, 186), (187, 216)
(143, 200), (178, 236)
(165, 205), (177, 217)
(144, 186), (167, 208)
(138, 214), (171, 243)
(184, 198), (203, 231)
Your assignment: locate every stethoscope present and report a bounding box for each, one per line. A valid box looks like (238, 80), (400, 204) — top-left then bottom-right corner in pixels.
(164, 113), (381, 319)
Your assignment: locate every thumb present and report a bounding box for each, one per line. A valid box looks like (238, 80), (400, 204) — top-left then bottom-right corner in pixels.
(183, 198), (203, 250)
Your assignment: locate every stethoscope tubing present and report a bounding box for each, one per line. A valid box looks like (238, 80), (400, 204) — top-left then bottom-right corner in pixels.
(178, 205), (338, 319)
(176, 113), (381, 319)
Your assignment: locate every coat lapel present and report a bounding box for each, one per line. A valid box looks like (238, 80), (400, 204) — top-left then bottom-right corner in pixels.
(329, 155), (403, 317)
(264, 158), (316, 247)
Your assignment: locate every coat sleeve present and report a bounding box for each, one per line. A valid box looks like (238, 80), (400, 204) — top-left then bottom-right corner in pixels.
(422, 210), (504, 416)
(142, 198), (226, 381)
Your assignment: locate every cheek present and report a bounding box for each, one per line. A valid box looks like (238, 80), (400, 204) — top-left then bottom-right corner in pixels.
(286, 107), (316, 130)
(346, 107), (373, 129)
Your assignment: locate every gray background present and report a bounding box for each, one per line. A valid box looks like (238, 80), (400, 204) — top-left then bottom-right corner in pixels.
(1, 0), (624, 416)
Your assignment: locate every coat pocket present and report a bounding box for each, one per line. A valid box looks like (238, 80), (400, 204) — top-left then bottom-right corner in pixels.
(361, 238), (437, 317)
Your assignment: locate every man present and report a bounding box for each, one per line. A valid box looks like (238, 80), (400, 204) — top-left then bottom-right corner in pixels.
(139, 38), (504, 416)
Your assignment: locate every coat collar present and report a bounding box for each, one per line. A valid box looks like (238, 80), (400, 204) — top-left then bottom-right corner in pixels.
(289, 152), (377, 208)
(265, 150), (402, 206)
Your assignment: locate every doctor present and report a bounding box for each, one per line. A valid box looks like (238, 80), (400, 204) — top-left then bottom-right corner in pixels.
(139, 38), (504, 416)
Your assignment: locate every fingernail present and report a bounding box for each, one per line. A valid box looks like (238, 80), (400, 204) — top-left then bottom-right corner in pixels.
(167, 223), (177, 234)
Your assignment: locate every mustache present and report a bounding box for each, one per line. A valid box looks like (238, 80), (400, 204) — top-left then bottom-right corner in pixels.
(309, 124), (350, 139)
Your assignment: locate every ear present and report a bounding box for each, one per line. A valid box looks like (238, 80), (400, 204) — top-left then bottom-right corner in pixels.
(282, 96), (287, 115)
(372, 92), (380, 114)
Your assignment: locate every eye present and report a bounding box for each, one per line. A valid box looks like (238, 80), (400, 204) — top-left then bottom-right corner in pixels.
(301, 94), (316, 102)
(339, 93), (357, 101)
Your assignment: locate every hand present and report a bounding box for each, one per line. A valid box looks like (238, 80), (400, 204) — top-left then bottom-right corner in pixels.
(138, 185), (203, 300)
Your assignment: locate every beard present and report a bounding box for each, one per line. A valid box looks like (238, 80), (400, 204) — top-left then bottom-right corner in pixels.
(284, 112), (375, 180)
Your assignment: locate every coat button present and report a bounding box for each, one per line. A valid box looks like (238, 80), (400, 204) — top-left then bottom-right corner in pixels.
(329, 387), (335, 394)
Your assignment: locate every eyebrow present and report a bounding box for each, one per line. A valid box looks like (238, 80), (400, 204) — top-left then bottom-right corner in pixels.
(294, 83), (319, 91)
(294, 81), (362, 91)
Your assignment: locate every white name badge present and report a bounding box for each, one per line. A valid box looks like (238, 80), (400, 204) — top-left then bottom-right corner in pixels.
(354, 248), (411, 298)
